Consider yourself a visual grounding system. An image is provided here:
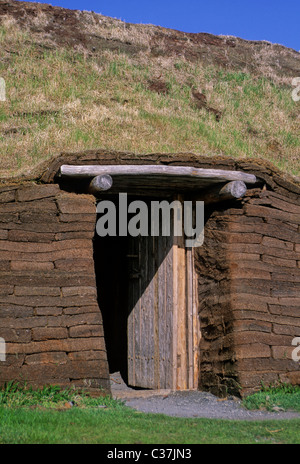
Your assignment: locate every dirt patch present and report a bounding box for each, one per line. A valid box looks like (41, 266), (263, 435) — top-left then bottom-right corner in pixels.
(191, 88), (222, 121)
(148, 78), (170, 95)
(1, 1), (299, 82)
(0, 0), (146, 54)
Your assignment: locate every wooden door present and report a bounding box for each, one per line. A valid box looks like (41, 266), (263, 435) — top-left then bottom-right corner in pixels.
(127, 208), (199, 390)
(127, 233), (174, 389)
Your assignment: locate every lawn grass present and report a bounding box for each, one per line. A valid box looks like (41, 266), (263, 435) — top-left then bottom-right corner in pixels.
(0, 383), (299, 444)
(243, 383), (300, 413)
(1, 405), (300, 444)
(0, 18), (299, 177)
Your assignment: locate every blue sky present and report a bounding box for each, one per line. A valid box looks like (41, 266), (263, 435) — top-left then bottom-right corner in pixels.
(26, 0), (300, 51)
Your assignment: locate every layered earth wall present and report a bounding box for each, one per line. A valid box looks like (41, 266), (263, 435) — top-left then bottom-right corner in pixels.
(0, 151), (299, 396)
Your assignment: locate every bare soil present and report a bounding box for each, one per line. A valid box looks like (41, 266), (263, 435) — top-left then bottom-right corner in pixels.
(1, 0), (300, 82)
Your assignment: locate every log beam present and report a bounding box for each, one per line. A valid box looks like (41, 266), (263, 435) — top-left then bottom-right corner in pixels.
(88, 175), (113, 195)
(201, 181), (248, 204)
(59, 164), (257, 185)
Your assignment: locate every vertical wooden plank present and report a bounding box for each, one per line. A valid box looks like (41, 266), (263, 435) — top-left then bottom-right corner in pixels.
(134, 236), (142, 386)
(176, 235), (187, 390)
(127, 237), (135, 386)
(137, 235), (145, 387)
(141, 234), (151, 388)
(148, 235), (155, 388)
(157, 235), (162, 388)
(164, 232), (174, 389)
(186, 248), (193, 389)
(192, 248), (200, 389)
(172, 233), (178, 391)
(147, 234), (157, 389)
(158, 233), (167, 389)
(130, 233), (157, 389)
(139, 235), (148, 387)
(173, 194), (188, 390)
(153, 235), (160, 389)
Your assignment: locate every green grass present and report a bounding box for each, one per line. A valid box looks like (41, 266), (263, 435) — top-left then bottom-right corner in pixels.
(1, 406), (300, 444)
(0, 19), (299, 177)
(243, 383), (300, 413)
(0, 383), (299, 444)
(0, 381), (117, 409)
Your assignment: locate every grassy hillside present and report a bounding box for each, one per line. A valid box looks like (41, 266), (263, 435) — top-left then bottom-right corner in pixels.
(0, 1), (299, 177)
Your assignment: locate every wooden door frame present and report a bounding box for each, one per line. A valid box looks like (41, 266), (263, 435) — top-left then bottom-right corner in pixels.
(173, 235), (199, 391)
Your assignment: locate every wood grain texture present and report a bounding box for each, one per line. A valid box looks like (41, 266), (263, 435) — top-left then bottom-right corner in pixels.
(127, 197), (200, 390)
(88, 175), (113, 194)
(201, 181), (247, 204)
(59, 165), (257, 194)
(127, 233), (175, 389)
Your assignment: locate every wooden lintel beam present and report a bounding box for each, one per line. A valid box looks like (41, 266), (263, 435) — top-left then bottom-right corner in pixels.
(59, 164), (257, 185)
(201, 180), (248, 204)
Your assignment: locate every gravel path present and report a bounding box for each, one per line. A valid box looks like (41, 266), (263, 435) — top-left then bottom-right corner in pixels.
(110, 373), (300, 421)
(123, 391), (300, 421)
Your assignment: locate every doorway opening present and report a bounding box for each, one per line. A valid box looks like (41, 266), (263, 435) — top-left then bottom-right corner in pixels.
(93, 195), (199, 391)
